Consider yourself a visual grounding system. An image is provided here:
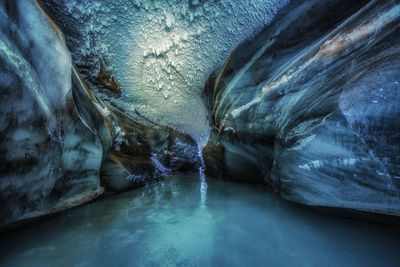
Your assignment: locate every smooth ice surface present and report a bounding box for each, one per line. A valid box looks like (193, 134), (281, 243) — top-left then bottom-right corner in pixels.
(0, 0), (103, 225)
(44, 0), (288, 144)
(1, 175), (400, 267)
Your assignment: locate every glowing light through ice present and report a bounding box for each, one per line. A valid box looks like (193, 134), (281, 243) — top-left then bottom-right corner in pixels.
(49, 0), (289, 145)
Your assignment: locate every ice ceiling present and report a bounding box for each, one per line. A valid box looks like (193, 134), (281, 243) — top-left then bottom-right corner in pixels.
(49, 0), (289, 145)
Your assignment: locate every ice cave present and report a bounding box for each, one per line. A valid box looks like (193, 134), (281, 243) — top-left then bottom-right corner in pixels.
(1, 0), (400, 266)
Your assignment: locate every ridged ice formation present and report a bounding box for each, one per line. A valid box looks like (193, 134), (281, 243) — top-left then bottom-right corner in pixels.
(42, 0), (288, 144)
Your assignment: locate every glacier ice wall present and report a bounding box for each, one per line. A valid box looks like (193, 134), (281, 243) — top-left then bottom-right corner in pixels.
(202, 0), (400, 216)
(42, 0), (288, 145)
(0, 0), (104, 226)
(0, 0), (202, 228)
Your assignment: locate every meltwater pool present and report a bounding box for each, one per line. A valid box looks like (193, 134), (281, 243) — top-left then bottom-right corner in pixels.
(1, 175), (400, 267)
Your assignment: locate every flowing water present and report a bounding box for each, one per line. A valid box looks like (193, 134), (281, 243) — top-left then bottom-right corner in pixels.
(1, 175), (400, 267)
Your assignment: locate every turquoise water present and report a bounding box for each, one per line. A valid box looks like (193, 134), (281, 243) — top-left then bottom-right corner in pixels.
(1, 174), (400, 267)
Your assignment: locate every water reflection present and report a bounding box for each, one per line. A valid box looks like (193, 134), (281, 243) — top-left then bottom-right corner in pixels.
(199, 148), (208, 208)
(199, 167), (208, 208)
(0, 175), (399, 267)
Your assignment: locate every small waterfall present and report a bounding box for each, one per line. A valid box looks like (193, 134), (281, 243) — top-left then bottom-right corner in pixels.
(198, 147), (208, 208)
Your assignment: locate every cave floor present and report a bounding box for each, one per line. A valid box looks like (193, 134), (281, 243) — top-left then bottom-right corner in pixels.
(1, 175), (400, 267)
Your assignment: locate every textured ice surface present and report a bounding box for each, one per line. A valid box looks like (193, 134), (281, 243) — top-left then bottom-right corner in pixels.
(0, 0), (103, 226)
(43, 0), (288, 144)
(202, 0), (400, 215)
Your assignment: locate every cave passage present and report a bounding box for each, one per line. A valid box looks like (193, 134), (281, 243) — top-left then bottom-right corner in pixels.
(1, 0), (400, 266)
